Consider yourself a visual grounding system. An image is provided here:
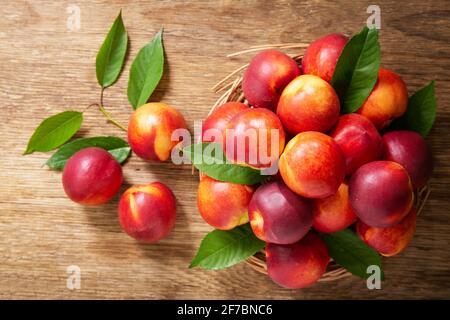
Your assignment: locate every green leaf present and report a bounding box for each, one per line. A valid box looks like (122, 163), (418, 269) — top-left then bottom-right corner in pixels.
(190, 224), (265, 270)
(331, 26), (381, 113)
(389, 81), (436, 137)
(24, 111), (83, 155)
(127, 29), (164, 109)
(320, 229), (384, 280)
(182, 143), (266, 185)
(96, 10), (128, 88)
(46, 136), (131, 170)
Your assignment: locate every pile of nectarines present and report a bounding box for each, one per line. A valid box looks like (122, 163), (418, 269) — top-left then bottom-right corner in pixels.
(198, 33), (433, 289)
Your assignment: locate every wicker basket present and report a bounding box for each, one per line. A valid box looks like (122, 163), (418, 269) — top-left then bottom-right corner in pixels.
(203, 44), (431, 282)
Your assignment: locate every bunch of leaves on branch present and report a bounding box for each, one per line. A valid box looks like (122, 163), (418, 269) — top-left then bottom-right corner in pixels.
(25, 10), (165, 169)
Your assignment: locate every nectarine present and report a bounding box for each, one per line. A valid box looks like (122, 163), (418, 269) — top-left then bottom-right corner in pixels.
(277, 75), (340, 134)
(224, 108), (285, 169)
(349, 161), (414, 228)
(266, 232), (330, 289)
(382, 130), (433, 189)
(128, 102), (187, 161)
(118, 182), (176, 243)
(242, 49), (301, 110)
(202, 102), (248, 144)
(330, 114), (383, 175)
(302, 33), (348, 82)
(357, 209), (416, 257)
(357, 68), (408, 130)
(279, 131), (345, 198)
(62, 147), (123, 205)
(313, 182), (357, 233)
(248, 181), (312, 244)
(197, 176), (253, 230)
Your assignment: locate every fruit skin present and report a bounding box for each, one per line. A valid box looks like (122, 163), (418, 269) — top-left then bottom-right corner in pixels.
(357, 209), (416, 257)
(382, 130), (433, 189)
(62, 147), (123, 205)
(224, 108), (285, 169)
(266, 232), (330, 289)
(248, 181), (313, 245)
(128, 102), (187, 161)
(118, 182), (176, 243)
(279, 131), (346, 199)
(313, 182), (357, 233)
(277, 75), (340, 134)
(302, 33), (349, 82)
(330, 114), (383, 175)
(197, 176), (253, 230)
(202, 102), (248, 143)
(356, 68), (408, 130)
(242, 49), (301, 110)
(349, 161), (414, 228)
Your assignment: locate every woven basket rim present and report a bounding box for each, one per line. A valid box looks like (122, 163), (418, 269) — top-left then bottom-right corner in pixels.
(202, 46), (431, 282)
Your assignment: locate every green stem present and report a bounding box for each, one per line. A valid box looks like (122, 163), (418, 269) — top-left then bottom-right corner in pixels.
(98, 88), (128, 132)
(98, 104), (128, 132)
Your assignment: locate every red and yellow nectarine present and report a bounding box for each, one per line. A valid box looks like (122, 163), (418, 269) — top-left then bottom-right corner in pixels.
(277, 75), (340, 134)
(202, 102), (248, 144)
(128, 102), (187, 161)
(313, 182), (357, 233)
(279, 131), (345, 199)
(197, 176), (253, 230)
(357, 208), (416, 257)
(224, 108), (285, 169)
(357, 68), (408, 130)
(118, 182), (176, 243)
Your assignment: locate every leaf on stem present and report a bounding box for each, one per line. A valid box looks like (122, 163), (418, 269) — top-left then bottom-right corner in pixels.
(96, 10), (128, 88)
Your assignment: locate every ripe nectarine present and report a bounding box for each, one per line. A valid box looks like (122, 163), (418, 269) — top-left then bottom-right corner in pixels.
(349, 161), (414, 228)
(357, 68), (408, 130)
(128, 102), (187, 161)
(382, 130), (433, 189)
(62, 147), (123, 205)
(302, 33), (348, 82)
(357, 209), (416, 257)
(313, 182), (357, 233)
(197, 176), (253, 230)
(224, 108), (285, 169)
(266, 232), (330, 289)
(118, 182), (176, 243)
(202, 102), (248, 144)
(279, 131), (345, 199)
(242, 49), (301, 110)
(248, 181), (312, 244)
(330, 113), (383, 175)
(277, 75), (340, 134)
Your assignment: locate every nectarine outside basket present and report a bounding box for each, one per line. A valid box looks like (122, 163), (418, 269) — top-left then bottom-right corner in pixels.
(203, 45), (431, 282)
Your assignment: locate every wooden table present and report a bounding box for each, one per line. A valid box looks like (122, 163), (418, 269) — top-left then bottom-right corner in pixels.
(1, 0), (449, 299)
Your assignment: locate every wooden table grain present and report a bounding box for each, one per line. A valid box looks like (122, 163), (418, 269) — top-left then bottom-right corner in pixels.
(0, 0), (449, 299)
